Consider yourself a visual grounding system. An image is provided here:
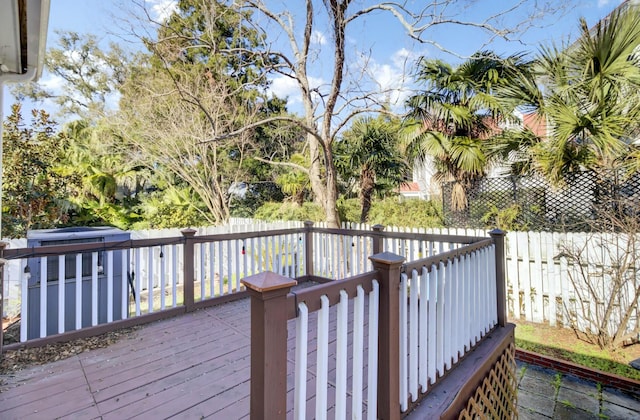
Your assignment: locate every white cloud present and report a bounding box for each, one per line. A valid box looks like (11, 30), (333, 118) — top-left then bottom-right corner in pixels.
(365, 48), (422, 108)
(147, 0), (178, 22)
(597, 0), (625, 7)
(311, 31), (328, 46)
(267, 75), (325, 112)
(39, 73), (66, 93)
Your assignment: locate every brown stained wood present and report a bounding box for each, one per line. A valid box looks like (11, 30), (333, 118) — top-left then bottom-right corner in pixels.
(1, 290), (509, 420)
(285, 271), (377, 318)
(405, 324), (516, 419)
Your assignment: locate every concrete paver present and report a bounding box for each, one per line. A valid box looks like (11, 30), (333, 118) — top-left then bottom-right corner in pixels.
(516, 361), (640, 419)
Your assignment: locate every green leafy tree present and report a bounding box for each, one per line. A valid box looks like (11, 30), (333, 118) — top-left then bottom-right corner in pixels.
(170, 0), (570, 228)
(404, 52), (527, 210)
(2, 104), (77, 238)
(335, 115), (408, 222)
(119, 0), (290, 225)
(495, 6), (640, 184)
(57, 120), (150, 228)
(12, 31), (131, 119)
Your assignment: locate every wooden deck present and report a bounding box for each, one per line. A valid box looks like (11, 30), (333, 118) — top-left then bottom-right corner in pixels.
(0, 291), (369, 420)
(1, 298), (255, 419)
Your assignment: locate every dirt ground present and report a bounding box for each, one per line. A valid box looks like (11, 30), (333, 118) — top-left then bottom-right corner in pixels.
(512, 319), (640, 375)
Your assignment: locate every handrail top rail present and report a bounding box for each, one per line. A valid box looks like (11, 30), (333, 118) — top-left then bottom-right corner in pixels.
(2, 227), (307, 259)
(309, 226), (486, 244)
(402, 237), (494, 274)
(3, 224), (489, 261)
(285, 271), (378, 319)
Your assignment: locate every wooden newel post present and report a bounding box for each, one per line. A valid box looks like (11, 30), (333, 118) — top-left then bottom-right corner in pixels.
(372, 224), (385, 255)
(489, 229), (507, 327)
(181, 228), (197, 312)
(370, 251), (405, 420)
(304, 221), (314, 277)
(241, 272), (297, 420)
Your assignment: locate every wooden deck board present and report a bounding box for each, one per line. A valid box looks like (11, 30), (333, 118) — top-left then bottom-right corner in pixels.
(0, 292), (369, 419)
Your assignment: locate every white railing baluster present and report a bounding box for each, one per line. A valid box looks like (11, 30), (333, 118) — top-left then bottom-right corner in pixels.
(436, 261), (445, 376)
(91, 252), (99, 326)
(335, 289), (349, 420)
(122, 249), (129, 318)
(20, 263), (28, 342)
(490, 245), (497, 326)
(419, 267), (429, 392)
(58, 255), (65, 334)
(367, 280), (379, 420)
(315, 295), (329, 420)
(134, 248), (141, 316)
(399, 273), (408, 411)
(235, 239), (240, 291)
(249, 237), (256, 277)
(148, 247), (154, 312)
(160, 247), (166, 310)
(107, 250), (114, 322)
(75, 254), (82, 330)
(294, 302), (308, 420)
(467, 250), (474, 346)
(270, 237), (276, 275)
(451, 257), (460, 364)
(444, 259), (452, 370)
(409, 269), (419, 402)
(199, 243), (205, 299)
(209, 242), (215, 297)
(242, 238), (248, 280)
(462, 253), (471, 351)
(481, 247), (489, 333)
(352, 285), (365, 419)
(218, 241), (224, 295)
(427, 264), (438, 384)
(459, 254), (466, 356)
(40, 257), (47, 338)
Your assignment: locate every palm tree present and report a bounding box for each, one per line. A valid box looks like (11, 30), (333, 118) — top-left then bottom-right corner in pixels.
(275, 153), (310, 206)
(405, 52), (528, 210)
(334, 115), (408, 223)
(495, 6), (640, 184)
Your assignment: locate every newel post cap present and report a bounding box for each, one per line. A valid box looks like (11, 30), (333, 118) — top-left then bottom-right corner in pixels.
(181, 228), (197, 237)
(369, 251), (405, 266)
(241, 271), (297, 294)
(489, 228), (506, 237)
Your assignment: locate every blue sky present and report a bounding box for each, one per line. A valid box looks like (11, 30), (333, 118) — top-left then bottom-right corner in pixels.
(1, 0), (629, 119)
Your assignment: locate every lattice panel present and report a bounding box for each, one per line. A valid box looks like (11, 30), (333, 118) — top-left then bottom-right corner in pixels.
(457, 343), (518, 420)
(442, 170), (640, 232)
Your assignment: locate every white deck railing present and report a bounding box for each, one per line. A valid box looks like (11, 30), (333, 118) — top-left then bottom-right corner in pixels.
(292, 280), (380, 420)
(398, 239), (497, 412)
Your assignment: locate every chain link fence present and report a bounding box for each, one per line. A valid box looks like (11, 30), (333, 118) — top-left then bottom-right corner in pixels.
(442, 171), (640, 231)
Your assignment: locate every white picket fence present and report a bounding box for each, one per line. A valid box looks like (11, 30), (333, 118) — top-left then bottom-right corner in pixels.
(323, 222), (640, 337)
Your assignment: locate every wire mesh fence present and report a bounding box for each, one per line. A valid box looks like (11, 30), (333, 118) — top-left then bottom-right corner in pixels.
(442, 171), (640, 231)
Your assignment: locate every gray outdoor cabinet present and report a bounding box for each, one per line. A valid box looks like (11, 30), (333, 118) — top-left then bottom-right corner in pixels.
(26, 227), (130, 339)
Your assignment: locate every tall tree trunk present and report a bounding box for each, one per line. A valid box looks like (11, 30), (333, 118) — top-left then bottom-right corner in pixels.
(360, 167), (375, 223)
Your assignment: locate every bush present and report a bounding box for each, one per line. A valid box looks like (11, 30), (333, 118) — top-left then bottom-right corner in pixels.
(366, 198), (444, 228)
(253, 198), (444, 228)
(253, 202), (325, 221)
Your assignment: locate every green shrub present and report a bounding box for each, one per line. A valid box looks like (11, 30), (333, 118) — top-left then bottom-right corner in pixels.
(253, 202), (325, 221)
(254, 198), (444, 228)
(367, 198), (444, 228)
(337, 198), (361, 223)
